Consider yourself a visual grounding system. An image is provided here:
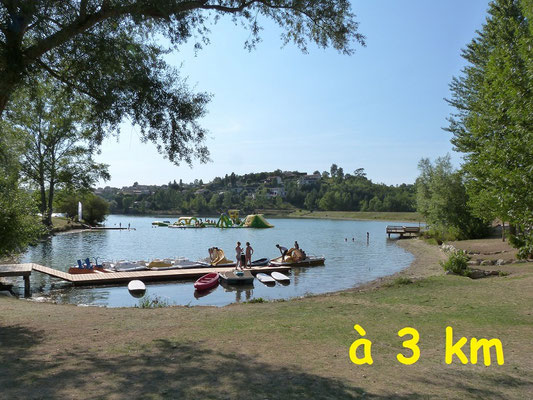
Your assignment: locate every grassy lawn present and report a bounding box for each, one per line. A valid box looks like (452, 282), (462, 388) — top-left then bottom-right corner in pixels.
(285, 210), (423, 223)
(51, 216), (84, 232)
(0, 240), (531, 399)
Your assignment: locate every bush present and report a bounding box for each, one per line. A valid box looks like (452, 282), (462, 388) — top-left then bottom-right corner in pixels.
(509, 231), (533, 260)
(440, 250), (471, 276)
(137, 295), (171, 308)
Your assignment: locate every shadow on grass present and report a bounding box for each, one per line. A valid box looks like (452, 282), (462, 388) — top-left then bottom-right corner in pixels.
(1, 325), (531, 399)
(0, 326), (410, 400)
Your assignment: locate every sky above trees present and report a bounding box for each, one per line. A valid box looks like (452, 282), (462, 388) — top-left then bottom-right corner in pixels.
(95, 0), (490, 188)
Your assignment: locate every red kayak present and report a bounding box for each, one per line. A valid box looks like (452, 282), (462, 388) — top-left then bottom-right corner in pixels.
(194, 272), (219, 291)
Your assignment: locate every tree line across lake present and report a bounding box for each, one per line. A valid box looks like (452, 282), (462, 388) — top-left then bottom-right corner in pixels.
(96, 166), (416, 216)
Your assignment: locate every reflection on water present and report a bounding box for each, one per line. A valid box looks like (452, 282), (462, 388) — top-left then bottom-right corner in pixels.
(18, 215), (416, 307)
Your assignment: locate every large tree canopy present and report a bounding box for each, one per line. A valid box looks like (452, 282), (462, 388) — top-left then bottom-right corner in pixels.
(0, 0), (364, 164)
(446, 0), (533, 228)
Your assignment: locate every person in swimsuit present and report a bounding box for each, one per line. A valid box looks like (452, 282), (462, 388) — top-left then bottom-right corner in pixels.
(245, 242), (254, 268)
(236, 242), (243, 270)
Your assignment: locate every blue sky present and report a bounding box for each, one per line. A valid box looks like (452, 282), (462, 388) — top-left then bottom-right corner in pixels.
(95, 0), (490, 188)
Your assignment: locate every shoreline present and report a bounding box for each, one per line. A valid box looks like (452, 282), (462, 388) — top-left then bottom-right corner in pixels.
(2, 237), (532, 398)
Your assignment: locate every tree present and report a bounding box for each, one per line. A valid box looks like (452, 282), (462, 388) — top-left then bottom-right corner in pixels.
(57, 191), (109, 225)
(416, 156), (489, 240)
(4, 78), (109, 226)
(330, 163), (338, 177)
(0, 1), (364, 164)
(446, 0), (533, 237)
(0, 131), (43, 255)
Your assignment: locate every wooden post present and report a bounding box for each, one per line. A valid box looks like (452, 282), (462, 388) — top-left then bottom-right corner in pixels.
(23, 275), (31, 298)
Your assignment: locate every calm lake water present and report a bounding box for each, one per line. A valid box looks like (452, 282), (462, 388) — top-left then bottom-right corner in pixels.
(20, 215), (415, 307)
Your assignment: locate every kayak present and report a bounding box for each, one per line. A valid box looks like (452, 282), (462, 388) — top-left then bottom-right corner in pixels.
(250, 258), (269, 267)
(271, 272), (290, 282)
(256, 273), (276, 284)
(194, 273), (220, 291)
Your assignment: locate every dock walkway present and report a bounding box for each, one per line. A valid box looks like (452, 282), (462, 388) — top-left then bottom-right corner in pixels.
(386, 225), (421, 239)
(0, 264), (32, 297)
(3, 263), (292, 288)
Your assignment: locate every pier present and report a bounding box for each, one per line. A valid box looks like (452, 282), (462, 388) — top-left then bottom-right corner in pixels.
(0, 263), (291, 288)
(386, 225), (421, 239)
(0, 264), (32, 297)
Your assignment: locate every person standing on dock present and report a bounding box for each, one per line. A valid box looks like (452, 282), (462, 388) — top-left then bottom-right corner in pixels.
(245, 242), (254, 268)
(235, 242), (244, 270)
(276, 244), (288, 261)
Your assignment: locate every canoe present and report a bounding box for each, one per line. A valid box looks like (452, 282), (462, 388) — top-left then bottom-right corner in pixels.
(128, 280), (146, 296)
(194, 273), (219, 291)
(250, 258), (269, 267)
(219, 270), (254, 285)
(271, 271), (290, 282)
(256, 273), (276, 284)
(269, 255), (325, 267)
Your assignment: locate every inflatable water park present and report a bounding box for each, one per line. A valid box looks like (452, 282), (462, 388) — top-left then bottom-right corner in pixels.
(152, 210), (274, 229)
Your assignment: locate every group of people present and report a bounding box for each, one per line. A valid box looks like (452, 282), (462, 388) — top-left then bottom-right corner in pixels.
(234, 240), (306, 269)
(344, 232), (370, 242)
(235, 241), (254, 270)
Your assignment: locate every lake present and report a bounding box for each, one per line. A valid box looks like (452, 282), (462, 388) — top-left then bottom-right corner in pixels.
(20, 215), (415, 307)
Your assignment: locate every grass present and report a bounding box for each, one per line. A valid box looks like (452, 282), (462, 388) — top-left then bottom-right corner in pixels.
(283, 210), (423, 222)
(0, 240), (532, 399)
(51, 216), (84, 232)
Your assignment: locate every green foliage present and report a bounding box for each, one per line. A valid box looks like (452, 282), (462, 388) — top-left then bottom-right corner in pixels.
(0, 127), (44, 256)
(385, 277), (414, 287)
(440, 251), (471, 276)
(509, 231), (533, 260)
(137, 295), (171, 309)
(0, 1), (364, 165)
(446, 0), (533, 249)
(416, 155), (489, 240)
(56, 191), (110, 226)
(100, 165), (416, 215)
(3, 78), (109, 226)
(0, 175), (44, 257)
(245, 298), (266, 304)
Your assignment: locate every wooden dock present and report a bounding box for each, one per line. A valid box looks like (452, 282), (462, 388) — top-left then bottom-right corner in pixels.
(386, 225), (421, 239)
(2, 263), (292, 288)
(0, 264), (32, 297)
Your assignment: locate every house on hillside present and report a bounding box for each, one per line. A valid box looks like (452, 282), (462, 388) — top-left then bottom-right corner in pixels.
(298, 174), (321, 186)
(267, 187), (286, 198)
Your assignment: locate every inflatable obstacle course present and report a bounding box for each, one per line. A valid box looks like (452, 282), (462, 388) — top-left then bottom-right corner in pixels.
(242, 214), (274, 228)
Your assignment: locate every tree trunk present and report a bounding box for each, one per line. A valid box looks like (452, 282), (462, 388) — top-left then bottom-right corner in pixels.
(40, 182), (48, 225)
(46, 177), (55, 227)
(502, 221), (505, 242)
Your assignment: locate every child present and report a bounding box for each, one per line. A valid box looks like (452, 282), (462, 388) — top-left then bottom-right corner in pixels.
(245, 242), (254, 268)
